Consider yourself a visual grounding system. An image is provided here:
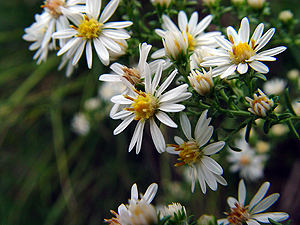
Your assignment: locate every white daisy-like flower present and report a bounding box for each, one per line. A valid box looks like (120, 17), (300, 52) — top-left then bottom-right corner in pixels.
(105, 183), (158, 225)
(167, 110), (227, 193)
(263, 78), (287, 95)
(190, 47), (211, 69)
(110, 62), (192, 154)
(245, 89), (274, 117)
(188, 68), (214, 96)
(152, 11), (221, 59)
(227, 139), (268, 182)
(23, 0), (85, 64)
(162, 30), (189, 60)
(201, 17), (287, 79)
(52, 0), (133, 68)
(218, 179), (289, 225)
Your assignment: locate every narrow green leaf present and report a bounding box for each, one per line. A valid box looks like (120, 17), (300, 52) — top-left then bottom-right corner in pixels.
(245, 118), (253, 142)
(287, 119), (300, 139)
(284, 88), (297, 116)
(263, 119), (271, 134)
(253, 73), (267, 81)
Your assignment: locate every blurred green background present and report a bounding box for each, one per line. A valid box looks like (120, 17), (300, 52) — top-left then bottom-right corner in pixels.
(1, 0), (300, 224)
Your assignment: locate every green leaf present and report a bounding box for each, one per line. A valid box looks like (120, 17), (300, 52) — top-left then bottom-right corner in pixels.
(268, 218), (282, 225)
(287, 119), (300, 139)
(226, 73), (240, 80)
(253, 73), (267, 81)
(245, 118), (253, 142)
(228, 139), (242, 152)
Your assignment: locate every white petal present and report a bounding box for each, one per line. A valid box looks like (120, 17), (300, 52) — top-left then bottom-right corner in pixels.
(113, 114), (135, 135)
(227, 26), (239, 44)
(201, 164), (218, 191)
(143, 183), (158, 204)
(110, 62), (124, 75)
(249, 61), (269, 74)
(215, 36), (232, 51)
(87, 0), (101, 19)
(72, 40), (86, 66)
(196, 165), (207, 194)
(99, 74), (121, 82)
(251, 212), (289, 223)
(188, 11), (198, 34)
(238, 179), (246, 206)
(255, 28), (275, 52)
(237, 63), (248, 74)
(227, 197), (239, 208)
(94, 37), (109, 65)
(98, 35), (121, 53)
(178, 11), (188, 32)
(194, 14), (212, 36)
(180, 112), (192, 140)
(52, 28), (77, 38)
(251, 23), (264, 45)
(155, 111), (177, 128)
(151, 48), (166, 59)
(151, 63), (163, 94)
(259, 46), (287, 57)
(131, 183), (138, 201)
(150, 118), (166, 153)
(86, 40), (92, 69)
(112, 110), (133, 120)
(102, 29), (131, 39)
(201, 156), (223, 175)
(156, 69), (177, 96)
(57, 37), (81, 56)
(129, 121), (144, 154)
(196, 125), (213, 147)
(250, 193), (280, 215)
(174, 136), (184, 145)
(202, 141), (225, 155)
(162, 14), (179, 32)
(249, 182), (270, 211)
(246, 219), (260, 225)
(239, 17), (250, 43)
(110, 95), (132, 104)
(99, 0), (119, 23)
(159, 103), (185, 112)
(104, 21), (133, 29)
(144, 63), (151, 93)
(220, 64), (237, 78)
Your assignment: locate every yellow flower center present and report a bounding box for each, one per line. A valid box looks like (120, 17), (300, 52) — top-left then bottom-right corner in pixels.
(72, 15), (103, 40)
(225, 202), (250, 225)
(169, 140), (202, 167)
(187, 32), (196, 51)
(229, 42), (255, 64)
(41, 0), (65, 18)
(124, 89), (158, 122)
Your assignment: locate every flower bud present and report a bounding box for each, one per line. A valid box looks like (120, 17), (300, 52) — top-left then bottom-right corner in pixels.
(188, 69), (213, 96)
(279, 10), (294, 23)
(163, 30), (189, 61)
(247, 0), (265, 9)
(197, 214), (217, 225)
(245, 89), (274, 117)
(151, 0), (172, 7)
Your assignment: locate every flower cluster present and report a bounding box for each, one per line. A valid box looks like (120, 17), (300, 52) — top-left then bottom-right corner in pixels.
(22, 0), (297, 224)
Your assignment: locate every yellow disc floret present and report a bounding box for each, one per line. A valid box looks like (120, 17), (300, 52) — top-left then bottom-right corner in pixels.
(169, 140), (202, 167)
(124, 89), (159, 122)
(225, 202), (250, 225)
(187, 32), (196, 51)
(229, 42), (255, 64)
(72, 15), (103, 40)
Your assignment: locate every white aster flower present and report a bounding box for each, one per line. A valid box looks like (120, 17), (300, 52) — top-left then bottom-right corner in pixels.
(23, 0), (85, 64)
(52, 0), (132, 68)
(71, 112), (90, 135)
(162, 30), (189, 60)
(188, 68), (214, 96)
(105, 183), (158, 225)
(152, 11), (221, 59)
(190, 48), (211, 69)
(227, 139), (268, 182)
(218, 179), (289, 225)
(167, 110), (227, 193)
(201, 17), (287, 79)
(245, 89), (274, 117)
(263, 78), (286, 95)
(111, 62), (192, 154)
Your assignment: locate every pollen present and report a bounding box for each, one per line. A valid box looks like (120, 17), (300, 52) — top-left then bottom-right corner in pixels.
(124, 90), (158, 122)
(229, 42), (256, 64)
(172, 140), (202, 167)
(41, 0), (65, 18)
(74, 15), (103, 40)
